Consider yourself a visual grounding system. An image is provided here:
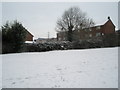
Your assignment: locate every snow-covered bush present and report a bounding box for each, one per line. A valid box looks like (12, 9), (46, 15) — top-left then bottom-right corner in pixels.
(22, 34), (118, 53)
(23, 42), (67, 52)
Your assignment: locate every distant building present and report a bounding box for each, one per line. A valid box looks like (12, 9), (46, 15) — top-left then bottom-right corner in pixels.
(25, 30), (34, 41)
(57, 17), (115, 41)
(35, 38), (48, 44)
(35, 38), (57, 44)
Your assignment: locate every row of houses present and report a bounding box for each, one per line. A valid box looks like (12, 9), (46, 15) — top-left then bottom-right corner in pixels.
(25, 16), (116, 43)
(57, 17), (115, 41)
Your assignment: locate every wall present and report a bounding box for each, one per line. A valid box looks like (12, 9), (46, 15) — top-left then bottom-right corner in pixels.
(25, 31), (33, 41)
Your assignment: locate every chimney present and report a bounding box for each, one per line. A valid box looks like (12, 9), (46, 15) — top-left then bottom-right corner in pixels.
(108, 16), (110, 20)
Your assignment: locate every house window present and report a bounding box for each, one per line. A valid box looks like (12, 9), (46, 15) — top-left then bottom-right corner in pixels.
(96, 33), (101, 37)
(102, 33), (104, 35)
(84, 29), (87, 31)
(96, 26), (101, 30)
(89, 34), (92, 37)
(63, 37), (66, 40)
(58, 38), (61, 41)
(89, 29), (92, 31)
(85, 34), (88, 38)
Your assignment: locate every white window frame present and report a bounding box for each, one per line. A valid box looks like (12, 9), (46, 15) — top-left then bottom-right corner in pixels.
(89, 29), (92, 31)
(96, 26), (101, 30)
(89, 34), (92, 37)
(102, 33), (104, 35)
(96, 33), (101, 37)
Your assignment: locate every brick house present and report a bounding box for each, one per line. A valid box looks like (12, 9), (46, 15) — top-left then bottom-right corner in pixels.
(25, 30), (34, 41)
(57, 17), (115, 41)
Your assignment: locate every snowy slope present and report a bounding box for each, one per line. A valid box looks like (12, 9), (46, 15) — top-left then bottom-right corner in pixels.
(0, 54), (2, 89)
(2, 47), (118, 88)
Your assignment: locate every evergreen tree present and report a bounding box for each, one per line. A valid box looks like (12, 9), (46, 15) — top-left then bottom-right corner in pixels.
(2, 20), (26, 53)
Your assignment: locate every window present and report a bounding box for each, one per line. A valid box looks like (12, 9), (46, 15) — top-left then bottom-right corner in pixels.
(89, 29), (92, 31)
(96, 33), (101, 37)
(89, 34), (92, 37)
(63, 37), (66, 40)
(102, 33), (104, 35)
(85, 34), (88, 38)
(58, 38), (61, 41)
(96, 26), (101, 30)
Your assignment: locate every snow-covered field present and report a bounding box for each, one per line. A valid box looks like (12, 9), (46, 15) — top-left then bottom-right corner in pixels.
(0, 53), (2, 89)
(2, 47), (118, 88)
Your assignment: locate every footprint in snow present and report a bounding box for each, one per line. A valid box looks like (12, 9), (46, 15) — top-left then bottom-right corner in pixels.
(103, 81), (106, 84)
(12, 82), (16, 85)
(16, 78), (21, 80)
(20, 80), (24, 83)
(83, 62), (86, 64)
(57, 68), (62, 70)
(54, 85), (57, 87)
(61, 76), (65, 81)
(64, 67), (67, 70)
(25, 77), (30, 79)
(54, 85), (60, 88)
(62, 79), (65, 81)
(77, 71), (83, 73)
(114, 66), (117, 69)
(101, 68), (105, 70)
(7, 78), (13, 80)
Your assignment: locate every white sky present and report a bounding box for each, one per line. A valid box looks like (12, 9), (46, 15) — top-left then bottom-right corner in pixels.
(1, 1), (119, 39)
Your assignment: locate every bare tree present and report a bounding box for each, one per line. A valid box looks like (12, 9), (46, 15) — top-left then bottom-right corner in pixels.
(55, 7), (95, 42)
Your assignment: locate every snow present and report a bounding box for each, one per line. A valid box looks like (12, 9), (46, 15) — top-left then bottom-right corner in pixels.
(0, 54), (2, 89)
(2, 47), (118, 88)
(25, 41), (33, 44)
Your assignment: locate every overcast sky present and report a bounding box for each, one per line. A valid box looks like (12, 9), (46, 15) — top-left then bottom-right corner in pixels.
(2, 2), (118, 39)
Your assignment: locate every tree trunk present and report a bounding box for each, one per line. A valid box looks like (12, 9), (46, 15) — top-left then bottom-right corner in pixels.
(67, 25), (73, 42)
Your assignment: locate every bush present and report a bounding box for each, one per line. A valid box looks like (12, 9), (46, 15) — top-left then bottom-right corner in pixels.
(102, 33), (118, 47)
(22, 41), (73, 53)
(72, 38), (103, 49)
